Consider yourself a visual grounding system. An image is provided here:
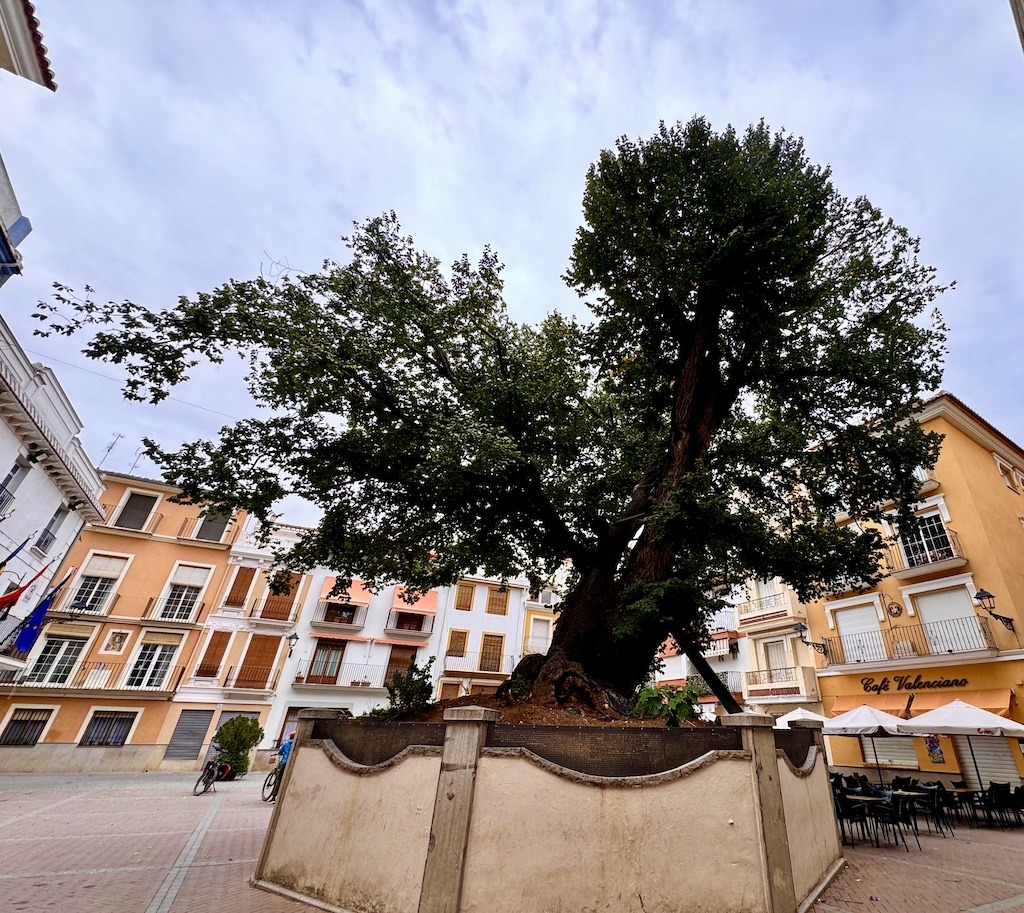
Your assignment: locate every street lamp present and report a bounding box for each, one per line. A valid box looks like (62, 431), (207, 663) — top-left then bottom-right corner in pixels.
(794, 621), (829, 656)
(286, 632), (300, 657)
(975, 589), (1016, 633)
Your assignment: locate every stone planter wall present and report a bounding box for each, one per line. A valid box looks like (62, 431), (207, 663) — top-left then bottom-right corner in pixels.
(253, 710), (842, 913)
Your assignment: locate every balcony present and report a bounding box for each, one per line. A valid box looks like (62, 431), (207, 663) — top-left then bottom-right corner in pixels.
(443, 651), (516, 676)
(220, 665), (279, 691)
(0, 615), (31, 669)
(523, 636), (551, 655)
(174, 515), (241, 544)
(249, 594), (297, 623)
(384, 610), (434, 637)
(101, 502), (164, 535)
(885, 527), (966, 581)
(687, 670), (743, 696)
(0, 661), (185, 692)
(292, 660), (386, 689)
(821, 615), (994, 668)
(0, 483), (13, 514)
(311, 600), (367, 629)
(736, 591), (803, 628)
(702, 628), (738, 659)
(33, 528), (56, 555)
(744, 665), (819, 702)
(146, 595), (203, 624)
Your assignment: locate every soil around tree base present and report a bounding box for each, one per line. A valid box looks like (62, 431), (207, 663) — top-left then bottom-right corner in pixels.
(404, 694), (715, 727)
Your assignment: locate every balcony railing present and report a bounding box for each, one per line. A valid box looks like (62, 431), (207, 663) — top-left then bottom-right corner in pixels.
(292, 660), (386, 688)
(146, 596), (204, 623)
(737, 592), (792, 621)
(3, 661), (185, 691)
(822, 615), (994, 666)
(886, 527), (965, 574)
(221, 665), (280, 690)
(312, 600), (367, 628)
(0, 616), (31, 663)
(702, 636), (733, 658)
(249, 594), (297, 622)
(102, 502), (164, 535)
(33, 529), (56, 554)
(0, 484), (14, 514)
(523, 636), (551, 655)
(53, 589), (118, 616)
(746, 667), (798, 686)
(385, 610), (434, 635)
(688, 670), (743, 696)
(443, 651), (516, 675)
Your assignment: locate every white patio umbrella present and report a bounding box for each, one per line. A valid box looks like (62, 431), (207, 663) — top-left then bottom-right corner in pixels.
(774, 707), (830, 729)
(899, 700), (1024, 788)
(824, 704), (909, 785)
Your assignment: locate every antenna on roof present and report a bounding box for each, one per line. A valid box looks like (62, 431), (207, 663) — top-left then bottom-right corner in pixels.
(128, 445), (146, 475)
(96, 433), (124, 469)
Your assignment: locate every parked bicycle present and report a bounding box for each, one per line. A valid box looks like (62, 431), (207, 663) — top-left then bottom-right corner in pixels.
(193, 745), (232, 796)
(262, 762), (283, 802)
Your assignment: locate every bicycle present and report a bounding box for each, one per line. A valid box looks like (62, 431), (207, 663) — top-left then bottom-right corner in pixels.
(193, 745), (231, 796)
(262, 762), (283, 802)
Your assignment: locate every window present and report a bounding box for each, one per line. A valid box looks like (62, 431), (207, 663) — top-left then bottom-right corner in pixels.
(35, 507), (67, 554)
(26, 637), (86, 684)
(195, 631), (230, 677)
(261, 572), (300, 620)
(485, 586), (509, 615)
(900, 513), (954, 567)
(0, 459), (27, 511)
(126, 642), (178, 688)
(80, 711), (137, 746)
(454, 583), (474, 611)
(996, 458), (1021, 493)
(69, 555), (128, 614)
(195, 509), (230, 542)
(439, 682), (461, 701)
(834, 605), (885, 663)
(163, 709), (214, 760)
(479, 634), (504, 672)
(157, 565), (210, 620)
(308, 642), (345, 685)
(224, 566), (256, 608)
(385, 645), (417, 685)
(0, 708), (52, 745)
(446, 630), (468, 658)
(234, 634), (281, 688)
(112, 492), (159, 530)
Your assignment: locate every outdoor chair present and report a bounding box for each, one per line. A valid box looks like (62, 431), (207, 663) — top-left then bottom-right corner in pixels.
(867, 794), (916, 852)
(912, 785), (954, 837)
(835, 793), (874, 848)
(989, 783), (1019, 828)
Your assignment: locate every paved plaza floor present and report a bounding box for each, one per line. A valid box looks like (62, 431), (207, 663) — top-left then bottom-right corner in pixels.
(4, 772), (1024, 912)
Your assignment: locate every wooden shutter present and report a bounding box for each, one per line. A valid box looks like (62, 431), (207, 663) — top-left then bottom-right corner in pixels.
(479, 634), (503, 672)
(455, 583), (474, 611)
(262, 572), (301, 619)
(439, 682), (461, 701)
(196, 631), (230, 677)
(225, 567), (256, 607)
(486, 587), (509, 615)
(235, 634), (282, 688)
(385, 645), (417, 684)
(446, 630), (468, 657)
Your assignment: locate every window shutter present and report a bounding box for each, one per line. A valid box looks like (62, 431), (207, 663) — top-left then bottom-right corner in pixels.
(262, 572), (301, 619)
(196, 631), (230, 676)
(141, 632), (183, 646)
(446, 630), (468, 657)
(225, 567), (256, 607)
(82, 554), (128, 577)
(170, 565), (210, 587)
(486, 587), (509, 615)
(113, 493), (158, 530)
(163, 709), (215, 760)
(479, 634), (503, 672)
(455, 583), (474, 611)
(236, 635), (282, 687)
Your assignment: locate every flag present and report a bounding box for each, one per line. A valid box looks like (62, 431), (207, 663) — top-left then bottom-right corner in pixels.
(0, 563), (51, 613)
(14, 571), (73, 654)
(0, 537), (30, 577)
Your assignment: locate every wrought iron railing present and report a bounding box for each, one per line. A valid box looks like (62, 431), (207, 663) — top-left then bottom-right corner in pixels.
(746, 667), (798, 686)
(221, 665), (280, 690)
(737, 592), (790, 619)
(822, 615), (993, 665)
(523, 636), (551, 655)
(443, 651), (516, 675)
(249, 594), (297, 622)
(147, 596), (204, 623)
(886, 527), (964, 572)
(7, 661), (184, 691)
(688, 670), (743, 696)
(293, 660), (386, 688)
(385, 610), (434, 634)
(313, 600), (367, 627)
(0, 484), (14, 514)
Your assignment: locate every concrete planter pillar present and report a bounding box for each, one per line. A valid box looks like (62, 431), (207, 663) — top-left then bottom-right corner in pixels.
(722, 712), (797, 913)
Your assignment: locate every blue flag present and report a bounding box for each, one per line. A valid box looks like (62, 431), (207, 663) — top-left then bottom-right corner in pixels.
(14, 572), (73, 654)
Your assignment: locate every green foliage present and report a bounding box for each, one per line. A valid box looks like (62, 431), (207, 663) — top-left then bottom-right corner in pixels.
(380, 656), (436, 719)
(33, 117), (950, 696)
(501, 675), (533, 703)
(632, 684), (701, 726)
(213, 716), (264, 778)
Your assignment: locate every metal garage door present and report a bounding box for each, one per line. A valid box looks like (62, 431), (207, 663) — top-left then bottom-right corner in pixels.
(952, 736), (1022, 789)
(163, 709), (215, 760)
(862, 736), (919, 768)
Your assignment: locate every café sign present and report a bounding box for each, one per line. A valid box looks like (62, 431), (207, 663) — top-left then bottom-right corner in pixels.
(860, 674), (969, 695)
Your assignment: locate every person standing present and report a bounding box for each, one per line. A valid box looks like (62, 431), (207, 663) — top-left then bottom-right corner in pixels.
(269, 731), (295, 802)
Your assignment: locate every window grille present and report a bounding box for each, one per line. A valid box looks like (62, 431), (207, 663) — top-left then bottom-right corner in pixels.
(0, 708), (52, 745)
(80, 711), (137, 746)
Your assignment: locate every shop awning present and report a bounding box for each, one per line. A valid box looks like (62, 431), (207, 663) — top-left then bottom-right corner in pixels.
(320, 577), (372, 604)
(908, 689), (1012, 718)
(376, 637), (429, 648)
(392, 588), (438, 615)
(829, 693), (913, 717)
(309, 633), (372, 643)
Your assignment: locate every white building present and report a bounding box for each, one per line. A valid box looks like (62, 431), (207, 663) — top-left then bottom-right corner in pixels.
(0, 315), (103, 671)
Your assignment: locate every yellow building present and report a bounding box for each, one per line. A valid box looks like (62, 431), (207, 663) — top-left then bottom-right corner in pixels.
(0, 472), (291, 771)
(805, 393), (1024, 786)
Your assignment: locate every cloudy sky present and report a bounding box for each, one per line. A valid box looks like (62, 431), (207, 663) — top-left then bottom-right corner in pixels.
(0, 1), (1022, 522)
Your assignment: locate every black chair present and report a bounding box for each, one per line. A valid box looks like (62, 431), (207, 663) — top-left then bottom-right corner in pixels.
(868, 793), (916, 852)
(989, 782), (1019, 828)
(835, 793), (874, 848)
(912, 785), (954, 837)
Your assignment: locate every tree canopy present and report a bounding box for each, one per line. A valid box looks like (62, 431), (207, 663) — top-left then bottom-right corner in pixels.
(37, 118), (949, 703)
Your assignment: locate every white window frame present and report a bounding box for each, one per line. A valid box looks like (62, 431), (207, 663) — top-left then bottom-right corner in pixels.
(122, 635), (183, 689)
(154, 561), (215, 622)
(109, 487), (163, 531)
(24, 635), (90, 685)
(0, 703), (60, 744)
(66, 549), (134, 616)
(898, 572), (977, 618)
(73, 705), (145, 746)
(994, 455), (1023, 494)
(192, 508), (233, 543)
(823, 593), (884, 630)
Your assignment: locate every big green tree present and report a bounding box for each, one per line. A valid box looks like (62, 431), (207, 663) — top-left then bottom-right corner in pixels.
(38, 119), (947, 708)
